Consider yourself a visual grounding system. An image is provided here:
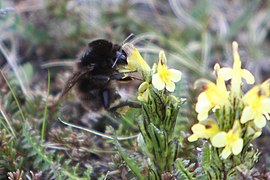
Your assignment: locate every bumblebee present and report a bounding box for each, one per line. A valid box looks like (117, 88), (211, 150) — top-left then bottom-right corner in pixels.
(60, 39), (131, 112)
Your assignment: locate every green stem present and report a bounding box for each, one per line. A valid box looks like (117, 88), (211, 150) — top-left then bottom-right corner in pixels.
(41, 70), (50, 140)
(0, 70), (26, 122)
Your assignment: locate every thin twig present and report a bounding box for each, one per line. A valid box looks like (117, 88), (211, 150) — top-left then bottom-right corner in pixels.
(58, 117), (139, 141)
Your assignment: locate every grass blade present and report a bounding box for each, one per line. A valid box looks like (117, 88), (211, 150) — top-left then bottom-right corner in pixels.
(41, 70), (50, 140)
(0, 69), (25, 122)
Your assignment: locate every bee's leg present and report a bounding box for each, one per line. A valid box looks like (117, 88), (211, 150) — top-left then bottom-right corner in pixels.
(109, 101), (141, 112)
(86, 75), (112, 109)
(101, 89), (110, 109)
(110, 72), (132, 81)
(89, 75), (113, 109)
(91, 75), (110, 84)
(110, 71), (143, 81)
(101, 87), (121, 110)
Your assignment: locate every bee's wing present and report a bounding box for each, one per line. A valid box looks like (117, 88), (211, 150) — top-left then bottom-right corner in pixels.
(59, 66), (94, 100)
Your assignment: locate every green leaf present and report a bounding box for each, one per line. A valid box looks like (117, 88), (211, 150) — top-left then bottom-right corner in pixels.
(114, 141), (143, 179)
(199, 142), (211, 170)
(175, 158), (196, 180)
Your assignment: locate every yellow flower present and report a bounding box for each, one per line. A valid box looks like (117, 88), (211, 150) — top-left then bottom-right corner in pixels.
(152, 51), (182, 92)
(137, 82), (150, 102)
(188, 119), (220, 142)
(240, 79), (270, 128)
(195, 64), (229, 121)
(212, 120), (243, 159)
(121, 43), (151, 77)
(218, 41), (255, 94)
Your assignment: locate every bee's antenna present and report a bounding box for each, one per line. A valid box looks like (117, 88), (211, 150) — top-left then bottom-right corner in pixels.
(112, 34), (134, 68)
(112, 55), (120, 68)
(122, 33), (134, 45)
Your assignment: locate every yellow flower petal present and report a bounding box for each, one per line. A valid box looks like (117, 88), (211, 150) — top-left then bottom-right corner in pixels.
(169, 69), (182, 82)
(138, 82), (148, 92)
(137, 82), (150, 102)
(157, 59), (163, 72)
(246, 122), (262, 139)
(196, 92), (209, 108)
(243, 85), (262, 103)
(261, 79), (270, 96)
(218, 67), (233, 81)
(188, 124), (205, 142)
(254, 131), (262, 139)
(197, 112), (209, 122)
(229, 41), (255, 94)
(231, 120), (241, 136)
(196, 93), (212, 121)
(152, 74), (165, 90)
(188, 135), (198, 142)
(137, 95), (145, 102)
(137, 89), (150, 102)
(242, 81), (270, 128)
(194, 78), (228, 121)
(262, 99), (270, 115)
(221, 146), (232, 159)
(211, 132), (226, 147)
(232, 138), (243, 155)
(188, 119), (220, 142)
(216, 42), (255, 94)
(191, 123), (205, 132)
(241, 69), (255, 84)
(240, 106), (254, 124)
(158, 51), (167, 67)
(206, 84), (227, 105)
(122, 43), (151, 75)
(232, 41), (241, 69)
(166, 80), (175, 92)
(213, 121), (243, 159)
(254, 114), (266, 128)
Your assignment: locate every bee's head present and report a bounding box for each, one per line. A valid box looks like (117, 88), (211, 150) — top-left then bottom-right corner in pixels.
(112, 48), (127, 68)
(111, 33), (134, 68)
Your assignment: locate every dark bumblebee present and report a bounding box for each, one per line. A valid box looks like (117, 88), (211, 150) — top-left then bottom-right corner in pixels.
(60, 39), (129, 111)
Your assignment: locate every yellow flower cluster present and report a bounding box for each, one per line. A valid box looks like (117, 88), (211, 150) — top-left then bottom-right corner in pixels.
(123, 45), (182, 102)
(189, 41), (270, 159)
(123, 41), (270, 160)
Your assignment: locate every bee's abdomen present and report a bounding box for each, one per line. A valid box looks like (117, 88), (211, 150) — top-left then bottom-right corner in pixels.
(75, 76), (120, 111)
